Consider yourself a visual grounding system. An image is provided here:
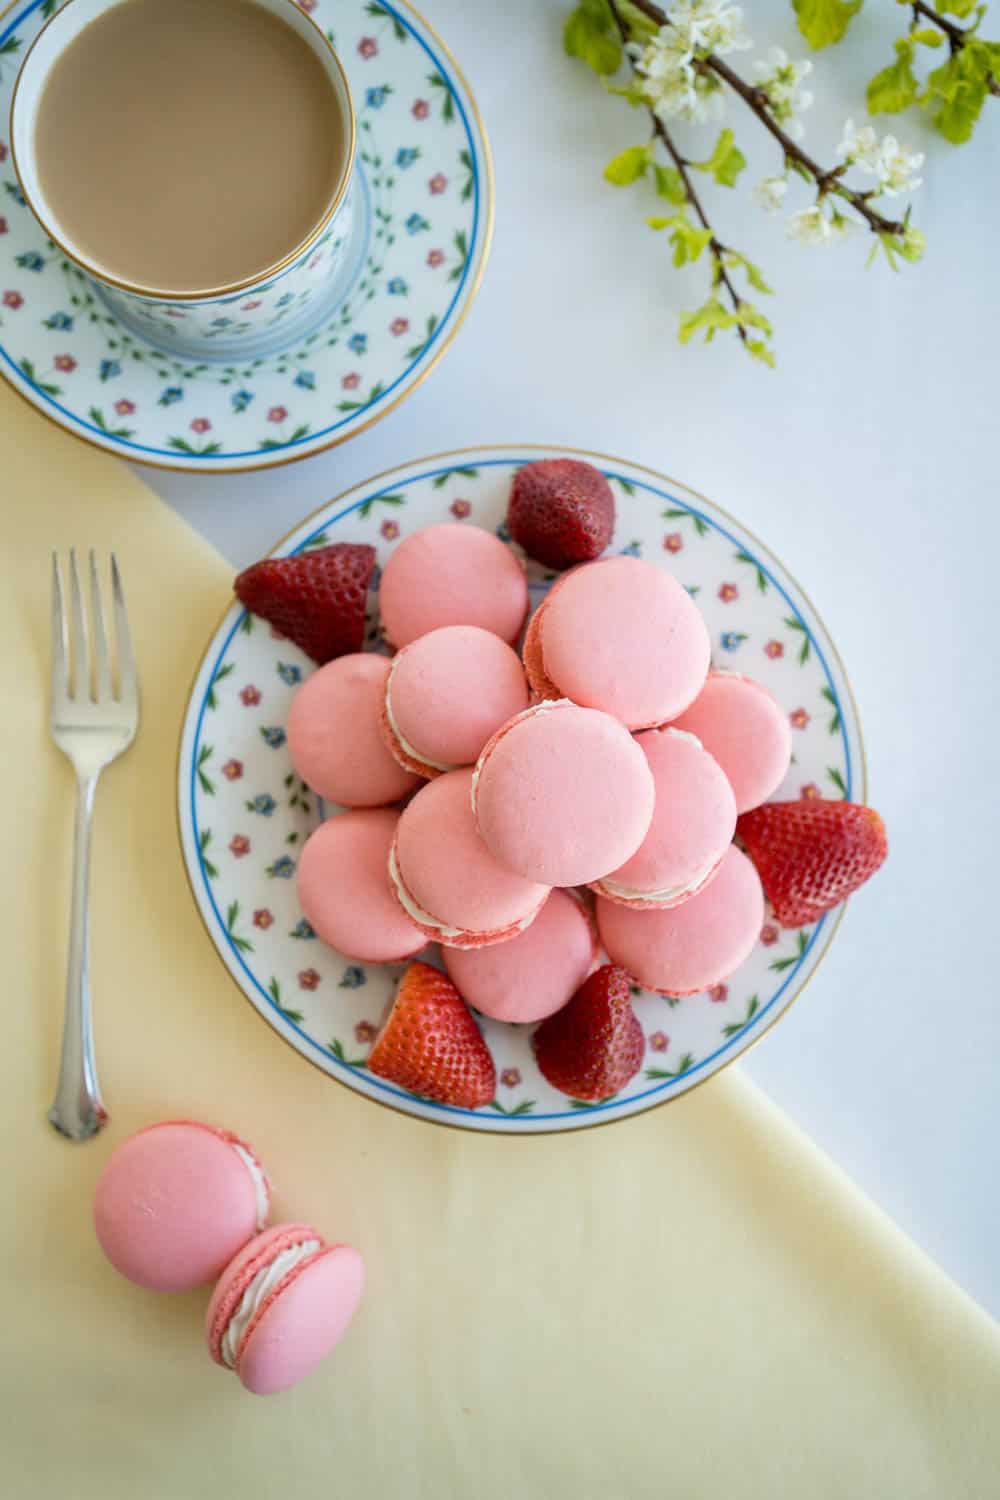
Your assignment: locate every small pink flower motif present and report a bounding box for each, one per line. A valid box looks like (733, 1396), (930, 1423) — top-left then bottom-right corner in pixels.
(2, 290), (23, 310)
(358, 35), (377, 58)
(764, 639), (784, 660)
(253, 909), (274, 930)
(114, 398), (136, 416)
(450, 499), (471, 520)
(241, 299), (262, 312)
(800, 782), (822, 799)
(708, 983), (729, 1004)
(648, 1031), (669, 1052)
(268, 405), (288, 424)
(426, 248), (445, 268)
(428, 173), (447, 196)
(341, 371), (361, 390)
(165, 308), (186, 319)
(789, 707), (810, 730)
(663, 532), (683, 554)
(229, 834), (251, 858)
(308, 253), (322, 271)
(389, 317), (409, 336)
(240, 684), (262, 707)
(297, 0), (317, 12)
(53, 354), (77, 373)
(718, 582), (739, 603)
(380, 519), (400, 541)
(190, 417), (212, 434)
(355, 1020), (378, 1046)
(221, 758), (243, 781)
(0, 143), (7, 162)
(500, 1068), (522, 1088)
(0, 218), (8, 237)
(412, 99), (430, 120)
(298, 968), (321, 991)
(760, 923), (779, 947)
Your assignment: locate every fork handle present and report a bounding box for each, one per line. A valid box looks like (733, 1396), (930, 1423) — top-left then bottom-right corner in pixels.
(48, 771), (108, 1141)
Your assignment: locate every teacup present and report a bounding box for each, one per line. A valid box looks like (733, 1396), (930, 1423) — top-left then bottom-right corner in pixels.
(10, 0), (357, 361)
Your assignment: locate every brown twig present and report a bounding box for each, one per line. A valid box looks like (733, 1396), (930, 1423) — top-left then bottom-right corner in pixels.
(911, 0), (1000, 93)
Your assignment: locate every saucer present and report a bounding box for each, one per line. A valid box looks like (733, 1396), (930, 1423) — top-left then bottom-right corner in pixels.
(0, 0), (492, 471)
(176, 446), (866, 1135)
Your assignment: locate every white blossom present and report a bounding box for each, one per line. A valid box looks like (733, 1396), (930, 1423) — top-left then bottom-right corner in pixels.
(788, 205), (834, 246)
(665, 0), (751, 56)
(753, 46), (813, 136)
(837, 119), (881, 172)
(754, 175), (788, 212)
(628, 4), (749, 125)
(837, 119), (924, 196)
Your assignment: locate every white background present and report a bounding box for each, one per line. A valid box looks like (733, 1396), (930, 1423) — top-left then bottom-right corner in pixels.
(148, 1), (1000, 1316)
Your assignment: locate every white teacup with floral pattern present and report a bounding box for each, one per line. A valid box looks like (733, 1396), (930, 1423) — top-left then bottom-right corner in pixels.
(10, 0), (357, 361)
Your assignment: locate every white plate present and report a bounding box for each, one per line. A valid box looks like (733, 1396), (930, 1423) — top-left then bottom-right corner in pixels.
(177, 446), (866, 1134)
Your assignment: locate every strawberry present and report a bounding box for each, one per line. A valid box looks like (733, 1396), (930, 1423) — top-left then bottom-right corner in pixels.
(368, 961), (496, 1109)
(737, 800), (888, 928)
(234, 543), (375, 665)
(532, 964), (643, 1102)
(507, 459), (615, 570)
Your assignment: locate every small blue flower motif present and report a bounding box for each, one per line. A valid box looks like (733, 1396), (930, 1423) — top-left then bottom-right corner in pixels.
(619, 540), (642, 558)
(293, 369), (316, 391)
(267, 856), (296, 879)
(387, 277), (408, 296)
(720, 631), (748, 652)
(231, 388), (254, 413)
(348, 332), (368, 355)
(495, 521), (512, 544)
(259, 725), (287, 748)
(248, 793), (277, 817)
(395, 147), (420, 169)
(339, 965), (367, 989)
(276, 292), (295, 309)
(44, 312), (74, 331)
(365, 84), (392, 108)
(99, 359), (121, 382)
(158, 386), (184, 406)
(210, 316), (233, 329)
(405, 212), (430, 235)
(276, 662), (302, 685)
(290, 918), (316, 940)
(15, 251), (45, 272)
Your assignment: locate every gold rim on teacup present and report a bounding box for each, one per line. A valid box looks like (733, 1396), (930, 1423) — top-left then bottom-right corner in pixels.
(9, 0), (358, 303)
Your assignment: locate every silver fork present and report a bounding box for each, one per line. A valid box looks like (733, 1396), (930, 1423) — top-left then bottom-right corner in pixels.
(49, 551), (139, 1141)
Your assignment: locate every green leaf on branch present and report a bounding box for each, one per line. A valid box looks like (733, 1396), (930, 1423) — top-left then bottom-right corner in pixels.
(692, 128), (746, 187)
(604, 144), (650, 185)
(564, 0), (622, 77)
(793, 0), (863, 49)
(617, 0), (660, 38)
(736, 302), (773, 337)
(605, 79), (648, 106)
(653, 164), (688, 203)
(939, 0), (979, 16)
(747, 339), (776, 368)
(648, 213), (713, 266)
(723, 249), (773, 295)
(910, 28), (944, 47)
(867, 39), (919, 114)
(678, 298), (738, 346)
(921, 43), (996, 143)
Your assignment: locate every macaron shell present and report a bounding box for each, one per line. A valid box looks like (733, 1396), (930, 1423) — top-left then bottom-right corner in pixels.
(297, 810), (426, 963)
(206, 1221), (319, 1363)
(378, 524), (529, 647)
(669, 671), (792, 814)
(521, 573), (573, 701)
(596, 846), (764, 996)
(287, 655), (420, 808)
(473, 702), (655, 887)
(443, 888), (597, 1023)
(94, 1122), (265, 1292)
(539, 556), (710, 728)
(237, 1245), (365, 1396)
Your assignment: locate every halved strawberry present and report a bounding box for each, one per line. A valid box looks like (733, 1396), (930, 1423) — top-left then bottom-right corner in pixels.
(532, 964), (643, 1102)
(508, 459), (615, 570)
(737, 800), (888, 928)
(368, 961), (496, 1109)
(234, 543), (375, 665)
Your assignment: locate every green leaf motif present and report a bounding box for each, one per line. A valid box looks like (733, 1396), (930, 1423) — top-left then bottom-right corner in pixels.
(693, 128), (746, 188)
(645, 1052), (695, 1081)
(358, 491), (405, 519)
(328, 1038), (367, 1067)
(867, 39), (919, 115)
(489, 1098), (536, 1117)
(564, 0), (622, 77)
(784, 616), (811, 664)
(821, 685), (842, 734)
(604, 144), (650, 186)
(196, 744), (215, 796)
(721, 994), (760, 1038)
(206, 661), (234, 710)
(827, 765), (848, 798)
(735, 549), (768, 594)
(793, 0), (863, 50)
(199, 829), (218, 880)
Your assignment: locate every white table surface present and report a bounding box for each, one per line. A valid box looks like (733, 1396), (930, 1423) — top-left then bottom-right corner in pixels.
(144, 0), (1000, 1319)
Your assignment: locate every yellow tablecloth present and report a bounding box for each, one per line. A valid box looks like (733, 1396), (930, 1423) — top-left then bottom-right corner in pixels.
(3, 386), (999, 1499)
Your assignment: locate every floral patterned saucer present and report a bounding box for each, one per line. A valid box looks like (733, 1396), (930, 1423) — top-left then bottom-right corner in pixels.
(177, 446), (865, 1134)
(0, 0), (491, 471)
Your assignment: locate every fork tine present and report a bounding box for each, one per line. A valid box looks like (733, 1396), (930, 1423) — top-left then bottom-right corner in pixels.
(111, 554), (137, 707)
(68, 548), (90, 702)
(89, 551), (113, 702)
(51, 553), (68, 704)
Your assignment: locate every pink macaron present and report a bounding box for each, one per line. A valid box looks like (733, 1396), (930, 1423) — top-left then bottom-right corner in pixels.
(443, 888), (598, 1024)
(94, 1121), (270, 1292)
(521, 571), (574, 701)
(378, 523), (529, 648)
(591, 727), (737, 909)
(472, 700), (655, 887)
(206, 1222), (364, 1396)
(530, 555), (710, 729)
(297, 809), (426, 963)
(596, 845), (764, 996)
(390, 768), (550, 948)
(669, 670), (792, 814)
(380, 625), (530, 778)
(287, 654), (421, 808)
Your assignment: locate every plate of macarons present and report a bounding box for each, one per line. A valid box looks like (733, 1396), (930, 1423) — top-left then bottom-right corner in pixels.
(177, 445), (886, 1134)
